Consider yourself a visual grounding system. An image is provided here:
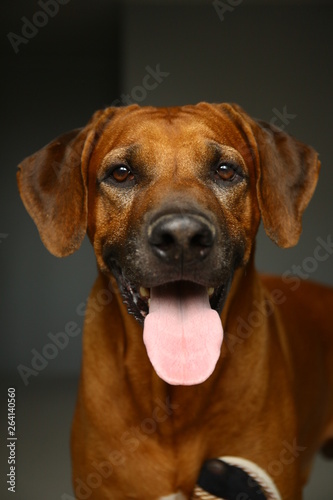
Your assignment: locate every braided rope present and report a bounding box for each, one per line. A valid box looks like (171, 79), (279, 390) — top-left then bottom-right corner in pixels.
(192, 456), (282, 500)
(192, 484), (226, 499)
(221, 456), (281, 500)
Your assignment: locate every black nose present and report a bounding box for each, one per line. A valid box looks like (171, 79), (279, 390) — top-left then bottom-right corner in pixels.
(148, 213), (216, 264)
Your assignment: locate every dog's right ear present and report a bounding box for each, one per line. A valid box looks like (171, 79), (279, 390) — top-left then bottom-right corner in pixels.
(17, 109), (113, 257)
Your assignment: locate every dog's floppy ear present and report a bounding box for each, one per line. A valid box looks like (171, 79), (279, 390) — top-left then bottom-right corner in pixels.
(227, 103), (321, 248)
(253, 119), (320, 247)
(17, 109), (112, 257)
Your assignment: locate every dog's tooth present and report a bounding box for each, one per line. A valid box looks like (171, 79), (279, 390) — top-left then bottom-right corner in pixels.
(140, 286), (150, 298)
(207, 287), (215, 297)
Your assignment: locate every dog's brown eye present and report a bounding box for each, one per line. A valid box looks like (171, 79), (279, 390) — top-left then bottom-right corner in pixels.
(216, 164), (236, 182)
(111, 165), (134, 183)
(101, 163), (136, 188)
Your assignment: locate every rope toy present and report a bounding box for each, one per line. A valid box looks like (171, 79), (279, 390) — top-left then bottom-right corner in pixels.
(192, 456), (282, 500)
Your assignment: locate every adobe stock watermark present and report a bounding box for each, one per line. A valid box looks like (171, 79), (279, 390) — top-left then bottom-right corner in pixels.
(213, 0), (243, 22)
(49, 63), (169, 179)
(7, 0), (71, 55)
(111, 64), (170, 107)
(266, 439), (306, 479)
(17, 321), (81, 386)
(225, 234), (333, 354)
(270, 106), (296, 131)
(242, 438), (306, 499)
(237, 104), (297, 166)
(17, 280), (118, 386)
(284, 235), (333, 281)
(61, 397), (180, 500)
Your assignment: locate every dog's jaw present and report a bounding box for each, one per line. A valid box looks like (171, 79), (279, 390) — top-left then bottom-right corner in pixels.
(107, 256), (231, 326)
(107, 259), (149, 323)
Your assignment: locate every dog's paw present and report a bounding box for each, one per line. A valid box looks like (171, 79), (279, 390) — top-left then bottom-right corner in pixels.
(192, 457), (281, 500)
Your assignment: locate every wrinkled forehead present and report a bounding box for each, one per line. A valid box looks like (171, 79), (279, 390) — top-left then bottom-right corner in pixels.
(94, 106), (252, 167)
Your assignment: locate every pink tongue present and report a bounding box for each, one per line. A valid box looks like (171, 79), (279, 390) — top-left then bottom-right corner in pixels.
(143, 282), (223, 385)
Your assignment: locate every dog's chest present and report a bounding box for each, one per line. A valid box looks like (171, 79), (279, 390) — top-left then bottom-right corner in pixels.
(94, 407), (208, 499)
(110, 433), (199, 498)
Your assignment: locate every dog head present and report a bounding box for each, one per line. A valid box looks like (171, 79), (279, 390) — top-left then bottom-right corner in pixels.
(17, 103), (320, 384)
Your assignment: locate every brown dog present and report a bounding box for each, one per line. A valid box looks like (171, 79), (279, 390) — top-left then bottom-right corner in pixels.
(17, 103), (333, 499)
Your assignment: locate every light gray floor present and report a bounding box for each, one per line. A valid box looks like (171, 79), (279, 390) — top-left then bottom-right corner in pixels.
(1, 377), (332, 499)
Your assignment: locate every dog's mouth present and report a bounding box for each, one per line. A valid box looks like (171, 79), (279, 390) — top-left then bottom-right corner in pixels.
(134, 283), (225, 322)
(110, 260), (227, 323)
(110, 261), (229, 386)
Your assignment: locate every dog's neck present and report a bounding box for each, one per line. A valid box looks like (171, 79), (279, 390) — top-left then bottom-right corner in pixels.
(78, 257), (279, 465)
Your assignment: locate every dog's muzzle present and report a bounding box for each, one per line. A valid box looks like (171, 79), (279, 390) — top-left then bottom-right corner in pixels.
(105, 209), (238, 385)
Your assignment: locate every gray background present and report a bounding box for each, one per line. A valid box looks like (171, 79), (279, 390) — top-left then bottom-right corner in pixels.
(1, 1), (333, 499)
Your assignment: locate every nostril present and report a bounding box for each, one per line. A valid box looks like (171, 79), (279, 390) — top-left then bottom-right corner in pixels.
(191, 229), (214, 249)
(154, 232), (175, 251)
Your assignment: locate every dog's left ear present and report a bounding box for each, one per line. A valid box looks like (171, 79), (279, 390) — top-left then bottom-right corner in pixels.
(17, 109), (113, 257)
(227, 103), (321, 248)
(17, 127), (94, 258)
